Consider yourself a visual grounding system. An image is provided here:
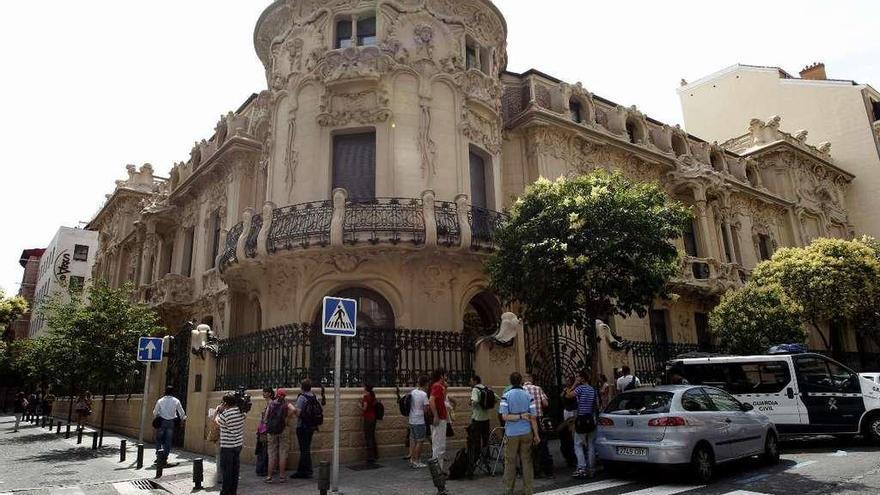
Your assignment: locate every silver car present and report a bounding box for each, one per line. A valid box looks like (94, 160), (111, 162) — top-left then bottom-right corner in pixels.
(594, 385), (779, 483)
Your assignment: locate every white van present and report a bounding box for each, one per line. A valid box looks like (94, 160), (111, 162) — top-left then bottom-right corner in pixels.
(671, 352), (880, 441)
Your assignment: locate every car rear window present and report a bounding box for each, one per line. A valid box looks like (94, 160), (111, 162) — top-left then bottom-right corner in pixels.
(605, 391), (673, 415)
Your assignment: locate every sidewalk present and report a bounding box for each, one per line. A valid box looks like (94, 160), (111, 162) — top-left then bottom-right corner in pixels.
(3, 414), (586, 495)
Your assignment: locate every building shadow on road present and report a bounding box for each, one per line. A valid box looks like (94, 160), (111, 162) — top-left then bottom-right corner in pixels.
(17, 445), (119, 463)
(1, 432), (64, 444)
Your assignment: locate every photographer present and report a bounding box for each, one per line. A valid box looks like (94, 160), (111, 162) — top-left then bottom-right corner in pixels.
(215, 393), (246, 495)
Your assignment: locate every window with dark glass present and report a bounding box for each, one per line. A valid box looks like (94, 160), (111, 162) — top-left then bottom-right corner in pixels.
(333, 132), (376, 200)
(649, 309), (669, 345)
(469, 151), (488, 209)
(356, 16), (377, 46)
(872, 100), (880, 122)
(683, 220), (699, 257)
(694, 312), (711, 349)
(466, 44), (478, 70)
(335, 19), (353, 49)
(605, 391), (673, 414)
(182, 227), (195, 277)
(69, 276), (85, 292)
(704, 387), (741, 412)
(758, 233), (772, 261)
(726, 361), (791, 394)
(209, 210), (221, 269)
(569, 100), (583, 123)
(73, 244), (89, 262)
(681, 388), (715, 412)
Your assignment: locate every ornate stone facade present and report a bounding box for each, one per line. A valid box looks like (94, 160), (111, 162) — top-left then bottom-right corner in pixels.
(87, 0), (856, 351)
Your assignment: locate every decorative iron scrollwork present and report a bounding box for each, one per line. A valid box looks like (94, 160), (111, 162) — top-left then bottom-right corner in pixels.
(343, 197), (425, 245)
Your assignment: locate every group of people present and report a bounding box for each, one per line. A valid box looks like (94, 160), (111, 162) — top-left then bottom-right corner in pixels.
(10, 391), (58, 433)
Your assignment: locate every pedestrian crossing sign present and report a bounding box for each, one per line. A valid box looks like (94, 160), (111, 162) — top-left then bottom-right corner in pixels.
(322, 296), (357, 337)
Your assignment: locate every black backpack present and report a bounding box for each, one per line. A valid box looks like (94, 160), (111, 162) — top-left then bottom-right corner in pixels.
(266, 400), (287, 435)
(624, 376), (638, 391)
(447, 448), (470, 480)
(300, 394), (324, 429)
(375, 400), (385, 421)
(477, 385), (496, 410)
(398, 392), (412, 416)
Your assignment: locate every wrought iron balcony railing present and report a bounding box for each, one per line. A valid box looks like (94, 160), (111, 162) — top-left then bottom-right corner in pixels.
(218, 191), (507, 271)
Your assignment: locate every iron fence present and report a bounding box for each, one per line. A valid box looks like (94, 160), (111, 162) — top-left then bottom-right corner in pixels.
(629, 341), (716, 385)
(268, 201), (333, 252)
(214, 323), (476, 391)
(343, 197), (425, 245)
(218, 222), (244, 267)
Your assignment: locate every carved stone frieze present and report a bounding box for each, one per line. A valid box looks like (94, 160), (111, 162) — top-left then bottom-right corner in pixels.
(461, 107), (501, 155)
(317, 87), (392, 127)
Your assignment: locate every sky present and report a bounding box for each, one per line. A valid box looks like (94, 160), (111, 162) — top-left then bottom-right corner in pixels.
(1, 0), (878, 294)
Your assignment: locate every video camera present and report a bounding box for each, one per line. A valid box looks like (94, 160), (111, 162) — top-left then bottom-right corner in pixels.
(233, 386), (252, 414)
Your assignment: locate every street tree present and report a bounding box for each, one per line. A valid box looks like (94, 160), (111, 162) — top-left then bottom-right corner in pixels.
(0, 290), (28, 342)
(709, 284), (807, 355)
(39, 282), (163, 430)
(751, 238), (880, 352)
(487, 170), (691, 372)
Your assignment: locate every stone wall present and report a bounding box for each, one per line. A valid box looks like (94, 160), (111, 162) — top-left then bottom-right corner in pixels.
(52, 394), (146, 439)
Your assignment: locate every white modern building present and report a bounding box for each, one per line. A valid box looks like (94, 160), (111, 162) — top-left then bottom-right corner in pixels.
(29, 226), (99, 337)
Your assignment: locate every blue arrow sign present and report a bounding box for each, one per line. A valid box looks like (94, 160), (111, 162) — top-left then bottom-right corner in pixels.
(322, 296), (357, 337)
(137, 337), (164, 362)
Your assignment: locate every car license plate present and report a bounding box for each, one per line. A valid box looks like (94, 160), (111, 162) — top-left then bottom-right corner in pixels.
(616, 447), (648, 457)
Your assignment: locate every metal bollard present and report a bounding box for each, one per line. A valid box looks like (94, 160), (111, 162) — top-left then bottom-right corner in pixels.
(120, 440), (127, 462)
(48, 418), (54, 430)
(193, 458), (204, 490)
(91, 431), (98, 450)
(65, 423), (71, 439)
(427, 458), (449, 495)
(136, 444), (144, 469)
(77, 427), (83, 444)
(317, 461), (331, 495)
(56, 421), (61, 434)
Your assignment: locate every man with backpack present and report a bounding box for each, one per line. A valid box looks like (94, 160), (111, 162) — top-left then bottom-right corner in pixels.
(615, 365), (640, 392)
(291, 379), (323, 479)
(467, 375), (493, 476)
(523, 374), (553, 478)
(264, 388), (296, 483)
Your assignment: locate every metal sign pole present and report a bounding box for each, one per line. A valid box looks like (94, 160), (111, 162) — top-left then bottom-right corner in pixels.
(331, 334), (342, 494)
(138, 361), (151, 444)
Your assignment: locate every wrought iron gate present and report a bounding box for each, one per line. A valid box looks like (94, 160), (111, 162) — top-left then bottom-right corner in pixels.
(524, 324), (591, 422)
(164, 325), (191, 447)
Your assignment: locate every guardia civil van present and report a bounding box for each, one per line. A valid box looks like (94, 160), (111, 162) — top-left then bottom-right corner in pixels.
(670, 352), (880, 441)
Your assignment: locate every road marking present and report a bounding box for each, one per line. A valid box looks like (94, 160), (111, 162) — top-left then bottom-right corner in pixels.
(620, 484), (704, 495)
(113, 482), (148, 494)
(736, 474), (769, 484)
(536, 479), (633, 495)
(790, 460), (817, 470)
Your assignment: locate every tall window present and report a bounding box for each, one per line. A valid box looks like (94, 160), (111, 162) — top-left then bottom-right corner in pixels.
(466, 43), (478, 70)
(569, 100), (583, 123)
(333, 132), (376, 200)
(209, 210), (221, 269)
(682, 220), (699, 257)
(182, 227), (195, 277)
(469, 151), (488, 209)
(649, 309), (669, 345)
(335, 16), (376, 49)
(694, 312), (711, 350)
(757, 233), (773, 261)
(73, 244), (89, 262)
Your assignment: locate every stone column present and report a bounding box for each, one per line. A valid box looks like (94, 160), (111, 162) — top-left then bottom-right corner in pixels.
(692, 187), (716, 259)
(330, 188), (347, 247)
(184, 325), (216, 455)
(421, 190), (438, 247)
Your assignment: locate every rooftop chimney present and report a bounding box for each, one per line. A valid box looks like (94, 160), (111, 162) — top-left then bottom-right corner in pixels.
(799, 62), (827, 80)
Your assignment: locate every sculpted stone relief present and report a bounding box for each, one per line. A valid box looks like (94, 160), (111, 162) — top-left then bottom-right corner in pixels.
(317, 87), (392, 126)
(461, 107), (501, 155)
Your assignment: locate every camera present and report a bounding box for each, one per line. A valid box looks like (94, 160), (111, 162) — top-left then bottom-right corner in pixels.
(233, 387), (252, 414)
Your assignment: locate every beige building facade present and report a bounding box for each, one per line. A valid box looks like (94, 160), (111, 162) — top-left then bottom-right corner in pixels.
(679, 63), (880, 237)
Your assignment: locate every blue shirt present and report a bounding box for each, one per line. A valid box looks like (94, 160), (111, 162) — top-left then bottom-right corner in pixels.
(574, 384), (597, 415)
(499, 387), (536, 437)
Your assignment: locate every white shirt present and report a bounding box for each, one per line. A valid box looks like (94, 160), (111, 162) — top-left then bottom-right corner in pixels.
(408, 389), (428, 425)
(616, 375), (640, 393)
(153, 395), (187, 420)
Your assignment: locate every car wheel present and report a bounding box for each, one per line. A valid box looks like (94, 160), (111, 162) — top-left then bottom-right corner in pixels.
(690, 444), (714, 484)
(762, 432), (780, 465)
(864, 415), (880, 444)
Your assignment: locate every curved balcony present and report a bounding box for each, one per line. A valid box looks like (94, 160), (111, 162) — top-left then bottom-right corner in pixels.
(219, 190), (507, 272)
(671, 255), (746, 295)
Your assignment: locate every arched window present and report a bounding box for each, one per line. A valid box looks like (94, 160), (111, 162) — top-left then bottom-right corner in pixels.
(569, 99), (583, 123)
(671, 133), (688, 157)
(625, 117), (645, 144)
(463, 291), (502, 336)
(710, 151), (725, 172)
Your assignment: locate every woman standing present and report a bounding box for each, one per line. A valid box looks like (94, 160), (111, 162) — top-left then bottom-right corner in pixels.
(74, 391), (92, 431)
(360, 383), (378, 464)
(597, 374), (611, 411)
(12, 392), (28, 432)
(255, 388), (274, 477)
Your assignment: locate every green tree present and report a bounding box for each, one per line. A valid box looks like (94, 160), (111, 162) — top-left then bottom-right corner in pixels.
(487, 170), (691, 371)
(751, 238), (880, 351)
(0, 290), (28, 342)
(709, 284), (807, 355)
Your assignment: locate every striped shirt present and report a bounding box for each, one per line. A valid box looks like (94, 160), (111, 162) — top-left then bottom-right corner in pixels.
(574, 384), (597, 416)
(217, 406), (245, 448)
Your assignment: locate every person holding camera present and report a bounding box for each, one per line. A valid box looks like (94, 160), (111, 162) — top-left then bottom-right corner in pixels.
(215, 393), (246, 495)
(152, 386), (186, 466)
